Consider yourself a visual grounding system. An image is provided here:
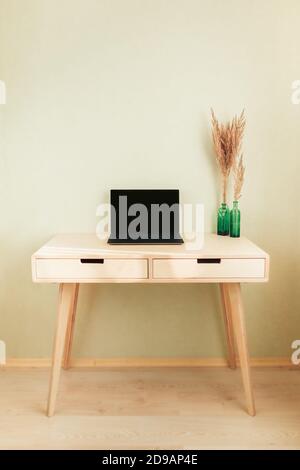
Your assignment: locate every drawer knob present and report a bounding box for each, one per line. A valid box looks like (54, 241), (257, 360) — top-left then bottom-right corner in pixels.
(197, 258), (221, 264)
(80, 258), (104, 264)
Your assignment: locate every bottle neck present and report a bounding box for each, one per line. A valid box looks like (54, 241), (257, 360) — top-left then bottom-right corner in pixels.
(233, 200), (239, 209)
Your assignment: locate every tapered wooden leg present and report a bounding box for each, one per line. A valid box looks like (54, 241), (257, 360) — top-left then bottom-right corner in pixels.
(226, 283), (255, 416)
(220, 283), (236, 369)
(47, 283), (76, 417)
(63, 284), (79, 370)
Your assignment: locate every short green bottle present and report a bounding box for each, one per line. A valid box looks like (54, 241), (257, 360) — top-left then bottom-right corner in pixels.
(217, 203), (230, 236)
(230, 201), (241, 237)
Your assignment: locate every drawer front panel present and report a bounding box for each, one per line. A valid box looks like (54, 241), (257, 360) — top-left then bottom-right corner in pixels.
(36, 258), (148, 280)
(152, 258), (265, 279)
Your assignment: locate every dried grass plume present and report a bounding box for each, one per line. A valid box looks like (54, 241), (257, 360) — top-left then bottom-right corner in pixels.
(233, 154), (245, 200)
(211, 109), (245, 203)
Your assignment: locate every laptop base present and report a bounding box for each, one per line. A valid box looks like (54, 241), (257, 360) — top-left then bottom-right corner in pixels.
(107, 238), (184, 245)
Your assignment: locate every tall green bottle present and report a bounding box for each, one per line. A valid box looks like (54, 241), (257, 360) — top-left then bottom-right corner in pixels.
(230, 201), (241, 237)
(217, 203), (230, 236)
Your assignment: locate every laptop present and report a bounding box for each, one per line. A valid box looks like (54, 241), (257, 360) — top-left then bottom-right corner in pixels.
(107, 189), (184, 244)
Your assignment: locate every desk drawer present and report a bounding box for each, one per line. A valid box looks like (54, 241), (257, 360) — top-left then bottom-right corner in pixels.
(35, 258), (148, 280)
(152, 258), (265, 279)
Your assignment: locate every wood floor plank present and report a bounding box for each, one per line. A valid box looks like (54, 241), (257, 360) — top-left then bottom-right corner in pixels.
(0, 368), (299, 449)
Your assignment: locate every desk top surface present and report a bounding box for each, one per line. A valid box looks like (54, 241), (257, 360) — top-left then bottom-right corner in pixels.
(32, 234), (269, 259)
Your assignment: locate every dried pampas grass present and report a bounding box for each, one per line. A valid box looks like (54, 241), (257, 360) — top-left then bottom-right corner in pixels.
(211, 109), (245, 203)
(233, 154), (245, 200)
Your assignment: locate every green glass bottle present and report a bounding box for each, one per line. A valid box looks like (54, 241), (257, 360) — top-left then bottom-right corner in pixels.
(217, 203), (230, 236)
(230, 201), (241, 237)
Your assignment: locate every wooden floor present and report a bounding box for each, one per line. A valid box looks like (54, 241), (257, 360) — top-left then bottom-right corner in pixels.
(0, 367), (299, 449)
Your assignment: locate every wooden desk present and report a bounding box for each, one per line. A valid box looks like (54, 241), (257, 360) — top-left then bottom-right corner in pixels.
(32, 233), (269, 417)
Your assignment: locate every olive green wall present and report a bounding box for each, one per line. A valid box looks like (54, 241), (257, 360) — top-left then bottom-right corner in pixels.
(0, 0), (299, 358)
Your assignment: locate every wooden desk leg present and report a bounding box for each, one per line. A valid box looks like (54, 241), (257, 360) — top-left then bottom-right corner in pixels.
(63, 284), (79, 370)
(227, 283), (256, 417)
(220, 283), (236, 369)
(47, 283), (76, 417)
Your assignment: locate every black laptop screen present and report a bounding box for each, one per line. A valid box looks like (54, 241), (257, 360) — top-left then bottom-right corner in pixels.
(109, 189), (181, 242)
